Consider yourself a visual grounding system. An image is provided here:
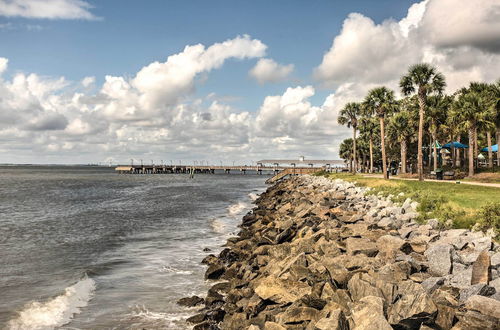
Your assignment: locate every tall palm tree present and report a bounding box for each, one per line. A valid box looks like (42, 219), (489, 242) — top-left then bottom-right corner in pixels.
(400, 63), (446, 181)
(451, 88), (492, 177)
(358, 116), (379, 173)
(387, 110), (414, 174)
(339, 138), (354, 171)
(338, 102), (362, 174)
(426, 95), (452, 171)
(363, 87), (396, 179)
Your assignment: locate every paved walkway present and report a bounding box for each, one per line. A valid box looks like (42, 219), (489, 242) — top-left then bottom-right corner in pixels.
(361, 174), (500, 189)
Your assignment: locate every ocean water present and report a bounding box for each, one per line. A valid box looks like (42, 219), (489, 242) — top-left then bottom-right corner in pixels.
(0, 166), (267, 329)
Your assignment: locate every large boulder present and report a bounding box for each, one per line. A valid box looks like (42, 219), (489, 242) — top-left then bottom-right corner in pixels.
(471, 250), (491, 285)
(424, 244), (453, 277)
(387, 281), (437, 328)
(254, 277), (311, 304)
(350, 296), (392, 330)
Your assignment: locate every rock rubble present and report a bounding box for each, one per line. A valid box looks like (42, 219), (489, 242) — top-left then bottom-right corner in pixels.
(180, 176), (500, 329)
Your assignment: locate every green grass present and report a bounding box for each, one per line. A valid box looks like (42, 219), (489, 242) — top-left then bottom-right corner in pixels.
(317, 172), (500, 232)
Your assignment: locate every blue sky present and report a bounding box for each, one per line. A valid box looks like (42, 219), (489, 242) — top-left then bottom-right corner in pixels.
(1, 0), (418, 109)
(0, 0), (499, 164)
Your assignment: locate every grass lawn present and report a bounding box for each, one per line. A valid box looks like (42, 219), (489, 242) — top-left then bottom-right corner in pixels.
(319, 172), (500, 230)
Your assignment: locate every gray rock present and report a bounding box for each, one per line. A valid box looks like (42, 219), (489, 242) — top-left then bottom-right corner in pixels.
(427, 218), (440, 229)
(377, 217), (396, 229)
(421, 277), (445, 293)
(447, 267), (473, 289)
(459, 284), (496, 303)
(490, 252), (500, 268)
(425, 244), (453, 276)
(472, 237), (492, 251)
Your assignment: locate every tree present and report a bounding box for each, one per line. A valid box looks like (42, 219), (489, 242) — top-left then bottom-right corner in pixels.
(358, 116), (379, 173)
(339, 138), (354, 170)
(426, 95), (452, 171)
(451, 87), (493, 177)
(387, 109), (415, 174)
(400, 63), (446, 181)
(363, 87), (397, 179)
(338, 102), (362, 174)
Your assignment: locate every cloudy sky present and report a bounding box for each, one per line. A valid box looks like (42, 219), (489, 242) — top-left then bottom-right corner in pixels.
(0, 0), (499, 164)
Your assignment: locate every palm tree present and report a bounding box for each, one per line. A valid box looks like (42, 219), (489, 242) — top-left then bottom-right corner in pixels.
(387, 110), (415, 174)
(338, 102), (362, 174)
(400, 63), (446, 181)
(451, 88), (492, 177)
(358, 116), (379, 173)
(426, 95), (452, 171)
(363, 87), (396, 179)
(339, 138), (354, 170)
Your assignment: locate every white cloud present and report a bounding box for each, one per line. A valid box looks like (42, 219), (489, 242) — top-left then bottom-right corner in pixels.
(249, 58), (294, 84)
(314, 0), (500, 94)
(0, 57), (7, 74)
(0, 0), (97, 20)
(420, 0), (500, 52)
(81, 76), (95, 87)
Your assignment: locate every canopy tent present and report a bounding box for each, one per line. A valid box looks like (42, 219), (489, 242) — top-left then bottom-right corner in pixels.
(432, 141), (442, 149)
(443, 141), (469, 149)
(481, 144), (498, 152)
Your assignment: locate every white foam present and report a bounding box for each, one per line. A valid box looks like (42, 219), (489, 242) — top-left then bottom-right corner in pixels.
(126, 305), (191, 329)
(159, 265), (193, 275)
(248, 192), (259, 201)
(210, 218), (227, 233)
(227, 201), (248, 217)
(7, 277), (96, 330)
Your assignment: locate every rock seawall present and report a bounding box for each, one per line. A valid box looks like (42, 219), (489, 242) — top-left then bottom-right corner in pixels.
(181, 176), (500, 329)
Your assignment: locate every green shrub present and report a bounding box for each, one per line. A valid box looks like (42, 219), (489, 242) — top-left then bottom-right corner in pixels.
(476, 203), (500, 235)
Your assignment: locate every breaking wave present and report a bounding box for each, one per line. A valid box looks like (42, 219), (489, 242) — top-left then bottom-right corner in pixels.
(248, 192), (259, 201)
(210, 218), (227, 233)
(7, 276), (95, 330)
(227, 201), (248, 216)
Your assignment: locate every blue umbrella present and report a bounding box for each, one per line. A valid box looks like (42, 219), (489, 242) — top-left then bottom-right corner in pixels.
(443, 141), (469, 149)
(481, 144), (498, 152)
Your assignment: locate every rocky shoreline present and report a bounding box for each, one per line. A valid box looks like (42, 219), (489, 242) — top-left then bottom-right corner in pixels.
(179, 176), (500, 329)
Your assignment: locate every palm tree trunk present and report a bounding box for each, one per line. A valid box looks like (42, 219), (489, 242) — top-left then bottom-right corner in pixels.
(401, 138), (407, 174)
(474, 127), (479, 168)
(417, 93), (425, 181)
(369, 137), (374, 173)
(380, 116), (388, 179)
(352, 127), (357, 174)
(487, 131), (493, 168)
(468, 126), (475, 177)
(432, 131), (438, 171)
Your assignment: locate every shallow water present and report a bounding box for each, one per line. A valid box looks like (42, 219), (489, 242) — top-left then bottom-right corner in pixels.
(0, 166), (266, 329)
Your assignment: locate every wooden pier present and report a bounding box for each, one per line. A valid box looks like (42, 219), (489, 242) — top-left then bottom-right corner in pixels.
(115, 159), (346, 183)
(115, 164), (325, 175)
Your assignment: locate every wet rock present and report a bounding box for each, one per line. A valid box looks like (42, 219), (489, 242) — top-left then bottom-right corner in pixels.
(425, 244), (453, 276)
(202, 254), (219, 265)
(205, 263), (226, 280)
(177, 295), (204, 307)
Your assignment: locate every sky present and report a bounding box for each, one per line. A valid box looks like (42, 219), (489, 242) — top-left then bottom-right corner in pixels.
(0, 0), (499, 164)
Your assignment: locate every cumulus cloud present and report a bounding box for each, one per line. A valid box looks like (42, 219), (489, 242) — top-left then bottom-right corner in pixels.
(249, 58), (294, 84)
(314, 0), (500, 93)
(0, 57), (7, 74)
(420, 0), (500, 52)
(0, 0), (97, 20)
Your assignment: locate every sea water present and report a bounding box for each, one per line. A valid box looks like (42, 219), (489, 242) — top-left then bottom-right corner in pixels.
(0, 166), (266, 329)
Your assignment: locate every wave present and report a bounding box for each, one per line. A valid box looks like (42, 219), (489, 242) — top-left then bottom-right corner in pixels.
(159, 265), (193, 275)
(210, 218), (227, 234)
(248, 192), (259, 201)
(126, 305), (191, 329)
(227, 201), (248, 217)
(7, 277), (96, 330)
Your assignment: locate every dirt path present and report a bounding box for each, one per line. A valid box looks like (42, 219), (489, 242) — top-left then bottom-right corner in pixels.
(361, 174), (500, 188)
